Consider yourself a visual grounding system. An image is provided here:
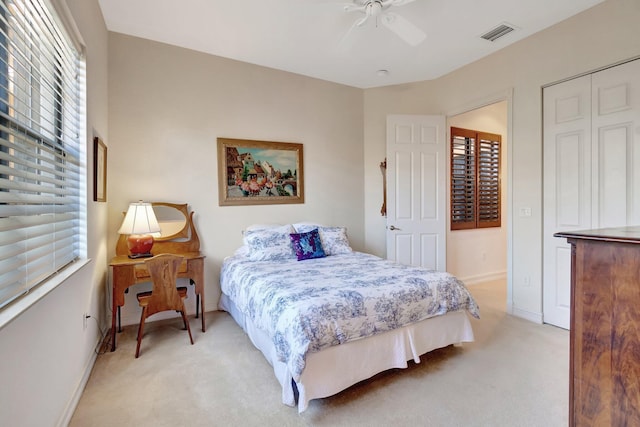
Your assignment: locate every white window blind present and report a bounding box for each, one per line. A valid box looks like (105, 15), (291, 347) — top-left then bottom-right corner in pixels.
(0, 0), (83, 309)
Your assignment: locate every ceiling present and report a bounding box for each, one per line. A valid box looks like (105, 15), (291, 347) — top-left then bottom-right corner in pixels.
(97, 0), (605, 89)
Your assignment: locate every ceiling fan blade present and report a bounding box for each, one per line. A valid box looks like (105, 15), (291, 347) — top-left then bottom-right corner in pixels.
(338, 15), (366, 48)
(354, 13), (370, 27)
(388, 0), (418, 6)
(381, 12), (426, 46)
(343, 3), (366, 13)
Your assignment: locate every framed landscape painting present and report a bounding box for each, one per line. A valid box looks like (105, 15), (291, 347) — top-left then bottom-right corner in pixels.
(217, 138), (304, 206)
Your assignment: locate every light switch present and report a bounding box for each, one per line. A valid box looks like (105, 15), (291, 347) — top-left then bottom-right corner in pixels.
(519, 207), (532, 217)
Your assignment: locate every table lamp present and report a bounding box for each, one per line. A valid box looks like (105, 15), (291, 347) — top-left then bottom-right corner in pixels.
(118, 201), (161, 258)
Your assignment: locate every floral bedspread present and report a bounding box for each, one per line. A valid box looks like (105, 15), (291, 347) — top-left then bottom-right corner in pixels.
(220, 252), (480, 381)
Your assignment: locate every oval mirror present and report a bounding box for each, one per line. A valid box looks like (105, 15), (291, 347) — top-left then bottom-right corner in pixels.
(152, 202), (189, 241)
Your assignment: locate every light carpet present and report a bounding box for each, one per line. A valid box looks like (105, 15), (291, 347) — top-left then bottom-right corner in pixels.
(69, 280), (569, 426)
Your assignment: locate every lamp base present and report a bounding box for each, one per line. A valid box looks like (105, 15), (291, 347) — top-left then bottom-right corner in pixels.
(127, 234), (155, 258)
(128, 252), (154, 259)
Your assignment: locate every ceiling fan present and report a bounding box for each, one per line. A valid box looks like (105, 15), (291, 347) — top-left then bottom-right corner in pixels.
(343, 0), (426, 46)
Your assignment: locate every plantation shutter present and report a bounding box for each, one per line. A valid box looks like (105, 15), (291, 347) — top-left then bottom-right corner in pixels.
(450, 128), (476, 230)
(477, 133), (501, 228)
(450, 127), (501, 230)
(0, 0), (83, 309)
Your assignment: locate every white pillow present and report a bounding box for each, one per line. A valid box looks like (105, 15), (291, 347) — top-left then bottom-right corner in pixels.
(318, 226), (353, 255)
(293, 224), (352, 255)
(233, 245), (250, 257)
(292, 222), (323, 231)
(244, 224), (296, 261)
(243, 223), (286, 246)
(245, 223), (285, 232)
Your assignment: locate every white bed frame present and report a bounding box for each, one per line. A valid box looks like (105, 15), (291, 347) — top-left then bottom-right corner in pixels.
(220, 293), (474, 412)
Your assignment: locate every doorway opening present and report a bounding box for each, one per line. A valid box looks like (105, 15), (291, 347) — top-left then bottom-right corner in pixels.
(447, 101), (509, 312)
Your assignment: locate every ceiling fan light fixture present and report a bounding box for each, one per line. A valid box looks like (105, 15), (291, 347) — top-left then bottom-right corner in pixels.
(366, 1), (383, 17)
(343, 0), (426, 47)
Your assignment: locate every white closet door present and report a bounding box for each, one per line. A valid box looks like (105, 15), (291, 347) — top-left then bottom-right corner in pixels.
(543, 75), (592, 330)
(543, 59), (640, 329)
(591, 59), (640, 227)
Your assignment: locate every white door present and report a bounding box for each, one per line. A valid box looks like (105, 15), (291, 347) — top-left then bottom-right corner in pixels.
(543, 75), (592, 330)
(591, 60), (640, 228)
(543, 59), (640, 329)
(386, 114), (446, 271)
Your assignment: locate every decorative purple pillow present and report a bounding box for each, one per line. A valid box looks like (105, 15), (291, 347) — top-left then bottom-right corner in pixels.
(289, 229), (326, 261)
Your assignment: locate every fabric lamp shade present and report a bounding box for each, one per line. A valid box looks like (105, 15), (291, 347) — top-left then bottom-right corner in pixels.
(118, 202), (161, 258)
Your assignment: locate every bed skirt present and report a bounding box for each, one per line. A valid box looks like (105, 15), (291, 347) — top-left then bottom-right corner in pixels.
(219, 293), (475, 412)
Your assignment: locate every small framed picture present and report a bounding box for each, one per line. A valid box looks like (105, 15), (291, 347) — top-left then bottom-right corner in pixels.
(93, 136), (107, 202)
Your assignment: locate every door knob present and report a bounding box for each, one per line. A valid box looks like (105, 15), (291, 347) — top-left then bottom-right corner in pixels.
(388, 225), (400, 230)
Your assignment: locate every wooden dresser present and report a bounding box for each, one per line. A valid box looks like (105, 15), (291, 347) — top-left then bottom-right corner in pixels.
(555, 227), (640, 426)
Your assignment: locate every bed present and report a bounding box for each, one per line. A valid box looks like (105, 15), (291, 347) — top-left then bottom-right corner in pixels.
(219, 224), (480, 412)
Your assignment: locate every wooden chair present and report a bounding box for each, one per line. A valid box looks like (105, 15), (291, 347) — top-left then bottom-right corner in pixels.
(135, 253), (194, 358)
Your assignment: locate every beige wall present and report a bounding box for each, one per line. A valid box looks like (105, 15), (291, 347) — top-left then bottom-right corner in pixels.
(447, 102), (508, 284)
(107, 33), (365, 325)
(363, 0), (640, 321)
(0, 0), (109, 426)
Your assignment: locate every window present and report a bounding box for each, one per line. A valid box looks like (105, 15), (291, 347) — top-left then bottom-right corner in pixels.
(450, 127), (501, 230)
(0, 0), (84, 310)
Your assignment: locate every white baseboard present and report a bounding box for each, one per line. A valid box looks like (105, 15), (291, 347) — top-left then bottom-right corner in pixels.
(458, 274), (543, 325)
(508, 304), (543, 324)
(56, 335), (101, 427)
(458, 270), (506, 285)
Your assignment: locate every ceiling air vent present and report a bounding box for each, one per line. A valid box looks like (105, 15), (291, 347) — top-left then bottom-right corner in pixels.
(480, 23), (516, 42)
